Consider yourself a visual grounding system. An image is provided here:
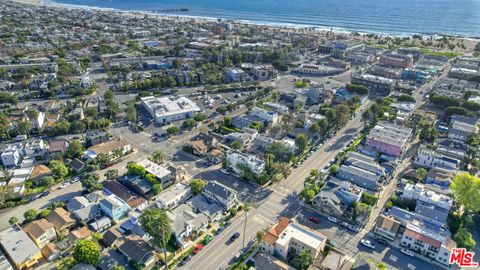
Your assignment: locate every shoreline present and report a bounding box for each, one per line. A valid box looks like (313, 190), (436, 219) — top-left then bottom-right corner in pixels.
(6, 0), (480, 44)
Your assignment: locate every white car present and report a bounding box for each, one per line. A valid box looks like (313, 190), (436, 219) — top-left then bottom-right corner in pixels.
(59, 182), (70, 189)
(360, 239), (375, 249)
(400, 248), (415, 257)
(220, 169), (230, 175)
(327, 217), (338, 223)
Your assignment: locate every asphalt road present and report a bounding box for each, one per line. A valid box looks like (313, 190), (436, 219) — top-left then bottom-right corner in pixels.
(180, 101), (368, 270)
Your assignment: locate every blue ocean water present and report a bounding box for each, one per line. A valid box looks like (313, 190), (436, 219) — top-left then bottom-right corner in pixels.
(52, 0), (480, 37)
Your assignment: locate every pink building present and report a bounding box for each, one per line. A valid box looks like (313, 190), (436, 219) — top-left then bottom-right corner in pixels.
(380, 53), (413, 68)
(365, 122), (413, 157)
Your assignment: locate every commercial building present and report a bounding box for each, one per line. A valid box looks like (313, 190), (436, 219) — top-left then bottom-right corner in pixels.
(141, 96), (201, 124)
(379, 52), (413, 68)
(251, 65), (278, 80)
(261, 218), (327, 261)
(294, 64), (343, 76)
(0, 225), (42, 269)
(351, 74), (395, 96)
(365, 122), (413, 157)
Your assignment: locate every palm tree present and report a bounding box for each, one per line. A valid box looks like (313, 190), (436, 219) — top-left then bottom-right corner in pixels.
(140, 208), (171, 270)
(112, 148), (123, 160)
(150, 150), (164, 164)
(242, 203), (250, 250)
(17, 121), (32, 137)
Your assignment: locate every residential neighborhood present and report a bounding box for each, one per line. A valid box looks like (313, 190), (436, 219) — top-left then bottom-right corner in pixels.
(0, 0), (479, 270)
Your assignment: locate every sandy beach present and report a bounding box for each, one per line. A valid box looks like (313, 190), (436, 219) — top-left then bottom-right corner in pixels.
(5, 0), (479, 53)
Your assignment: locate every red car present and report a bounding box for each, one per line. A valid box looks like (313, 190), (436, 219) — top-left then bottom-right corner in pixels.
(193, 244), (204, 254)
(309, 217), (320, 223)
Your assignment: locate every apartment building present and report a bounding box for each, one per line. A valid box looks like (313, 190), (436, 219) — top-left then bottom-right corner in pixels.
(261, 218), (327, 261)
(365, 122), (413, 157)
(226, 150), (266, 176)
(351, 74), (395, 96)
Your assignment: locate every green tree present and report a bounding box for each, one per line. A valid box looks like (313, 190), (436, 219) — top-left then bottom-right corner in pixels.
(95, 153), (111, 168)
(49, 160), (69, 180)
(152, 184), (163, 195)
(139, 208), (171, 269)
(167, 126), (180, 135)
(416, 168), (427, 181)
(17, 120), (32, 136)
(346, 84), (369, 95)
(451, 173), (480, 212)
(104, 169), (119, 180)
(291, 250), (313, 270)
(295, 134), (308, 154)
(329, 164), (339, 175)
(23, 209), (37, 222)
(8, 216), (17, 225)
(127, 162), (146, 176)
(453, 228), (476, 250)
(39, 209), (51, 219)
(81, 172), (102, 193)
(190, 179), (206, 194)
(66, 140), (85, 159)
(73, 239), (101, 266)
(266, 142), (293, 162)
(0, 114), (11, 139)
(182, 118), (197, 129)
(194, 114), (208, 122)
(230, 141), (243, 150)
(41, 176), (55, 188)
(397, 94), (416, 103)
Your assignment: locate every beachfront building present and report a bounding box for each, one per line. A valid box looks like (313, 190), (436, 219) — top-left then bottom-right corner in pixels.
(141, 96), (201, 124)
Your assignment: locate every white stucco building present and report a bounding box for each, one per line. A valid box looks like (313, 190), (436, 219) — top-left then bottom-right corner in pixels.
(141, 96), (201, 124)
(226, 151), (265, 176)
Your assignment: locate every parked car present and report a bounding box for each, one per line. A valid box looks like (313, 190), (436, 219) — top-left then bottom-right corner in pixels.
(327, 217), (338, 223)
(214, 227), (224, 235)
(178, 254), (192, 266)
(227, 232), (240, 244)
(360, 239), (375, 249)
(400, 248), (415, 257)
(233, 251), (243, 262)
(58, 182), (70, 189)
(340, 222), (349, 228)
(192, 244), (204, 254)
(348, 225), (360, 233)
(376, 238), (388, 245)
(220, 169), (230, 175)
(308, 217), (320, 223)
